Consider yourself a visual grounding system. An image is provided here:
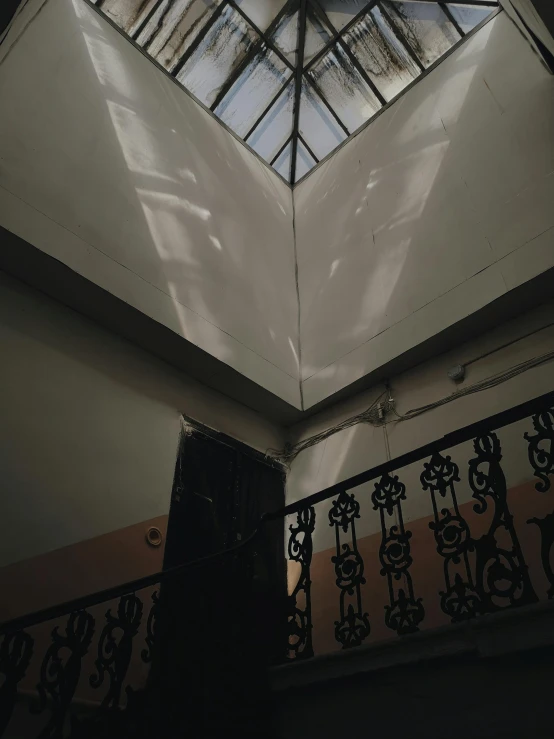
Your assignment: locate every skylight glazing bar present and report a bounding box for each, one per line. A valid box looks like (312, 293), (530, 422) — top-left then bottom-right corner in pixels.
(304, 0), (495, 73)
(270, 133), (294, 165)
(171, 0), (229, 79)
(308, 0), (387, 106)
(291, 0), (309, 183)
(298, 133), (319, 163)
(244, 73), (295, 141)
(378, 1), (425, 72)
(304, 0), (379, 72)
(306, 78), (350, 137)
(440, 3), (465, 35)
(91, 0), (500, 183)
(132, 0), (165, 42)
(228, 0), (297, 71)
(211, 0), (297, 112)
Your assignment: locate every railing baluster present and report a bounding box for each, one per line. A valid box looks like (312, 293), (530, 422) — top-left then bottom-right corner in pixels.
(33, 610), (95, 739)
(525, 406), (554, 597)
(0, 631), (34, 737)
(287, 507), (316, 660)
(329, 490), (370, 649)
(90, 593), (143, 710)
(469, 432), (538, 611)
(421, 452), (481, 621)
(372, 473), (424, 635)
(524, 407), (554, 493)
(141, 590), (160, 664)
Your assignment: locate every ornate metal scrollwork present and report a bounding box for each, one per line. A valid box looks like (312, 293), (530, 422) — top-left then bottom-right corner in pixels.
(524, 407), (554, 597)
(421, 451), (481, 622)
(141, 590), (159, 664)
(33, 610), (95, 738)
(329, 490), (370, 649)
(372, 473), (424, 635)
(528, 512), (554, 598)
(90, 593), (143, 710)
(469, 433), (538, 612)
(524, 408), (554, 493)
(0, 630), (34, 736)
(287, 507), (316, 660)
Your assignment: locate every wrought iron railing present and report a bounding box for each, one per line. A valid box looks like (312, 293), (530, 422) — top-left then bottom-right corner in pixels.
(283, 390), (554, 659)
(1, 390), (553, 736)
(0, 530), (266, 738)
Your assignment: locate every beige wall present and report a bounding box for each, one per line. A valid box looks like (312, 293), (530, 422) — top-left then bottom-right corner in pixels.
(285, 298), (554, 657)
(0, 271), (284, 571)
(0, 0), (300, 406)
(286, 299), (554, 552)
(294, 12), (554, 408)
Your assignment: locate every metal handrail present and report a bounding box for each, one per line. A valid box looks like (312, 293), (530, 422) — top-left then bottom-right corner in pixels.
(275, 389), (554, 517)
(0, 523), (265, 635)
(3, 388), (553, 636)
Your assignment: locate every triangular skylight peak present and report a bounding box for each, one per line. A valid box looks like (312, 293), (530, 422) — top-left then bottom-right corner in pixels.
(93, 0), (499, 184)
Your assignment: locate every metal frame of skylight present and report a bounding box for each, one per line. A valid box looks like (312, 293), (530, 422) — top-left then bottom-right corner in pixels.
(292, 2), (501, 187)
(92, 0), (500, 186)
(234, 0), (500, 183)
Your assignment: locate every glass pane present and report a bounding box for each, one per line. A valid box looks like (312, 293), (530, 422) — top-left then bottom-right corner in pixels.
(317, 0), (368, 32)
(235, 0), (289, 31)
(215, 49), (290, 137)
(382, 1), (460, 68)
(176, 4), (258, 107)
(295, 139), (317, 181)
(299, 79), (347, 160)
(446, 3), (494, 34)
(307, 44), (381, 132)
(271, 8), (299, 65)
(135, 0), (170, 46)
(346, 4), (419, 102)
(273, 140), (292, 179)
(304, 7), (332, 63)
(248, 82), (294, 162)
(137, 0), (223, 68)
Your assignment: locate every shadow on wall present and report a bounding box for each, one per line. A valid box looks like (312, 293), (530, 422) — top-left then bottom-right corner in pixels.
(72, 0), (297, 377)
(293, 13), (554, 500)
(0, 0), (298, 381)
(299, 13), (554, 386)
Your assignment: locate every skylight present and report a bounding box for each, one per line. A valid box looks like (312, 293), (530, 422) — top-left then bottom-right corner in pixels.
(93, 0), (499, 184)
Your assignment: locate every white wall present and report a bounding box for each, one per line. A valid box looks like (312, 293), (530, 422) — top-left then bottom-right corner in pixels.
(286, 299), (554, 553)
(0, 0), (300, 407)
(294, 12), (554, 408)
(0, 271), (285, 568)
